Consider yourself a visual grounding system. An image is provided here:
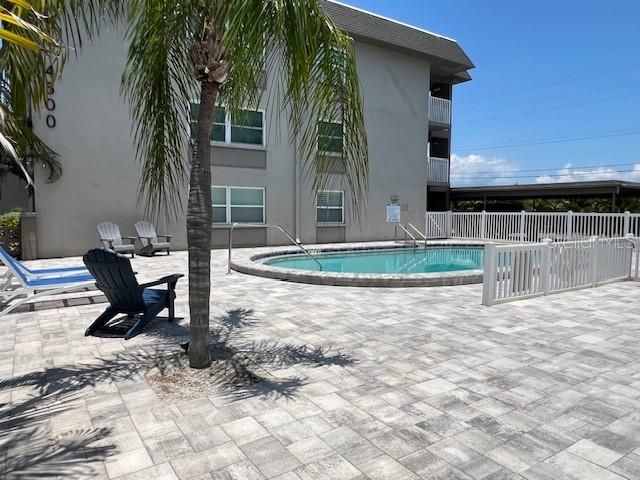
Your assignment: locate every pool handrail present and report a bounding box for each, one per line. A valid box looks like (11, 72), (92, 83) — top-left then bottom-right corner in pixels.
(396, 224), (417, 247)
(406, 223), (427, 248)
(227, 223), (323, 273)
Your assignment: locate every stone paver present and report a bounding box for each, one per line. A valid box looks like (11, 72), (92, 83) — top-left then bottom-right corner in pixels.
(2, 244), (640, 479)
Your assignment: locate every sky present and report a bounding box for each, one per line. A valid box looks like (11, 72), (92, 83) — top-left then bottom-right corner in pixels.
(342, 0), (640, 186)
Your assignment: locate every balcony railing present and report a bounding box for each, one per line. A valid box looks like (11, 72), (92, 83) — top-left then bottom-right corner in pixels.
(429, 94), (451, 124)
(427, 156), (449, 184)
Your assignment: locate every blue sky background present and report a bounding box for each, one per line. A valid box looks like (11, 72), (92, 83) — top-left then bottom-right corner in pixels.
(343, 0), (640, 186)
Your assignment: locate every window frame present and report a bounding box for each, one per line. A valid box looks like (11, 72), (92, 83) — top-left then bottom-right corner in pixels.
(190, 102), (266, 147)
(316, 190), (345, 225)
(212, 186), (266, 225)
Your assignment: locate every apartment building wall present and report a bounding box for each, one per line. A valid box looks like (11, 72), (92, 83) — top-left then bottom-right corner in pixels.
(31, 24), (432, 258)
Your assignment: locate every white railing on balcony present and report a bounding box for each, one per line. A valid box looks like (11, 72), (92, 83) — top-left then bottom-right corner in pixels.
(482, 237), (639, 306)
(427, 156), (449, 183)
(429, 94), (451, 124)
(425, 210), (640, 241)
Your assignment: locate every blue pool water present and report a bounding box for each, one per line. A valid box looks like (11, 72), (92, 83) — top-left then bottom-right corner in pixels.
(264, 247), (484, 274)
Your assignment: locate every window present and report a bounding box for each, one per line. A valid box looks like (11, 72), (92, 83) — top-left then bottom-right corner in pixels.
(317, 46), (347, 84)
(316, 190), (344, 223)
(318, 121), (343, 154)
(212, 107), (226, 142)
(190, 103), (264, 146)
(212, 186), (265, 224)
(231, 110), (263, 145)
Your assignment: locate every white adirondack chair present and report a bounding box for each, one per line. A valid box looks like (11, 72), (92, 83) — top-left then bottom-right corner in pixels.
(135, 221), (172, 255)
(97, 222), (136, 257)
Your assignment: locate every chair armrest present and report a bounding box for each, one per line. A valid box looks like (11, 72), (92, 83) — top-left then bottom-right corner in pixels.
(138, 236), (154, 240)
(100, 238), (114, 248)
(140, 273), (184, 289)
(157, 235), (173, 240)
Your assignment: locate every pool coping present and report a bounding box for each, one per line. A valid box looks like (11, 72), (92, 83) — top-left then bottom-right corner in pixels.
(229, 240), (486, 287)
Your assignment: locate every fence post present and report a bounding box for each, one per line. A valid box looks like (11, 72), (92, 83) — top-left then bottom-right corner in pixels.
(482, 243), (497, 306)
(624, 211), (631, 236)
(590, 236), (599, 287)
(519, 210), (526, 242)
(540, 238), (552, 294)
(566, 210), (573, 241)
(481, 210), (487, 240)
(447, 210), (453, 238)
(424, 212), (428, 240)
(625, 233), (635, 279)
(635, 235), (640, 280)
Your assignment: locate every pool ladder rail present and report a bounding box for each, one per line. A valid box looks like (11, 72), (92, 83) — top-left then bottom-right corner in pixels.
(227, 223), (323, 273)
(395, 223), (427, 248)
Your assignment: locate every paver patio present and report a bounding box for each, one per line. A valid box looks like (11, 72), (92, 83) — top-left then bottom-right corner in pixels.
(2, 244), (640, 479)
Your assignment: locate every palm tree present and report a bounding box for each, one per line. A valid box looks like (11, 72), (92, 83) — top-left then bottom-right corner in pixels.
(3, 0), (368, 368)
(0, 0), (57, 183)
(0, 0), (126, 188)
(120, 0), (368, 368)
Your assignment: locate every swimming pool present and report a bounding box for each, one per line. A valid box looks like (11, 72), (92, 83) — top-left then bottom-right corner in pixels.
(230, 243), (485, 287)
(264, 246), (484, 274)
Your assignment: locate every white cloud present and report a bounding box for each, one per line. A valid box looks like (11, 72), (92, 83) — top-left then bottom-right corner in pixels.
(450, 155), (640, 186)
(450, 153), (519, 186)
(535, 163), (640, 183)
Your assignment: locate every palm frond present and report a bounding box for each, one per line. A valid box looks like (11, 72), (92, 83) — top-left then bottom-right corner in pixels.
(223, 0), (368, 217)
(121, 0), (199, 219)
(0, 0), (128, 185)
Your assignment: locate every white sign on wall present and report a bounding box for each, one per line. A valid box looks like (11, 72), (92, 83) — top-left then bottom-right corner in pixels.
(386, 204), (401, 223)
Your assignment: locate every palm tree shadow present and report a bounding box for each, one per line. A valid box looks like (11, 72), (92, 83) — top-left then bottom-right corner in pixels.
(202, 307), (358, 401)
(0, 366), (120, 478)
(0, 306), (357, 476)
(3, 426), (115, 479)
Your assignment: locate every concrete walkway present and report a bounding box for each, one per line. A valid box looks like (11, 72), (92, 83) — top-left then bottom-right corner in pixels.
(1, 246), (640, 479)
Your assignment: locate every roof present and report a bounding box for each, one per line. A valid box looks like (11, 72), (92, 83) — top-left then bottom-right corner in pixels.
(321, 0), (474, 81)
(451, 180), (640, 200)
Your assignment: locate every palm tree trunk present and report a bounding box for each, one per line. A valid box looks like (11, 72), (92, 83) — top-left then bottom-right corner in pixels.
(187, 81), (218, 368)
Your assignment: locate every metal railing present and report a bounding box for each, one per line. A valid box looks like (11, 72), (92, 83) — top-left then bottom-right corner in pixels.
(394, 224), (417, 246)
(429, 94), (451, 124)
(406, 223), (427, 248)
(427, 157), (449, 183)
(227, 223), (322, 273)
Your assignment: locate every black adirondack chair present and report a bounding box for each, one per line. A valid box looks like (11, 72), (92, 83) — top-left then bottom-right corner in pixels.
(83, 248), (183, 340)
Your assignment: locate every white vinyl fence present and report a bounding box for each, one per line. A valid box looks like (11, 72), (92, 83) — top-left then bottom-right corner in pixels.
(426, 210), (640, 242)
(482, 236), (639, 306)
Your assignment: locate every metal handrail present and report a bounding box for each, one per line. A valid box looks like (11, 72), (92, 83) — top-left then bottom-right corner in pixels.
(227, 223), (323, 273)
(396, 224), (417, 246)
(406, 223), (427, 241)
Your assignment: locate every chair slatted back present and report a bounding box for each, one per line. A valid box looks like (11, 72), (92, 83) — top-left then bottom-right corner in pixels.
(135, 221), (157, 246)
(97, 222), (124, 246)
(83, 248), (145, 312)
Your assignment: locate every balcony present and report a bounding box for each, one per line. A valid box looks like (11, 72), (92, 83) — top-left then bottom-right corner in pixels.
(427, 156), (449, 184)
(429, 94), (451, 125)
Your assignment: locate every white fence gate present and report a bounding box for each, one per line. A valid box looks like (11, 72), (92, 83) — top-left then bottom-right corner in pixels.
(482, 237), (639, 306)
(426, 210), (640, 242)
